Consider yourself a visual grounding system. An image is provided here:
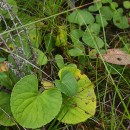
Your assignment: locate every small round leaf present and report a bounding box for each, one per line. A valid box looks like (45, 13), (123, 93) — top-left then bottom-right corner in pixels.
(123, 1), (130, 9)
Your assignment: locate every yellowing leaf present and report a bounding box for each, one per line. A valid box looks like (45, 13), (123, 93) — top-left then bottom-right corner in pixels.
(55, 26), (67, 47)
(41, 80), (54, 89)
(101, 49), (130, 65)
(57, 66), (96, 124)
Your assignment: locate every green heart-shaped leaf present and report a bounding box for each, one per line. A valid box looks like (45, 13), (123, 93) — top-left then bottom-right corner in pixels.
(11, 75), (62, 128)
(0, 92), (15, 126)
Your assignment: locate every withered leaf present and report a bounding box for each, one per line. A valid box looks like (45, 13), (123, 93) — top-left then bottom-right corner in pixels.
(0, 62), (8, 72)
(101, 49), (130, 65)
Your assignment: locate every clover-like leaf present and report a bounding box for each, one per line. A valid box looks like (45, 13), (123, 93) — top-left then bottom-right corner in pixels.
(82, 33), (104, 49)
(89, 49), (98, 59)
(67, 9), (94, 26)
(68, 47), (84, 57)
(70, 29), (84, 45)
(113, 8), (129, 29)
(87, 23), (101, 35)
(110, 2), (118, 10)
(96, 14), (108, 27)
(70, 29), (85, 52)
(100, 6), (113, 21)
(55, 70), (78, 97)
(0, 92), (15, 126)
(88, 1), (102, 12)
(57, 67), (96, 124)
(11, 75), (62, 128)
(102, 0), (112, 3)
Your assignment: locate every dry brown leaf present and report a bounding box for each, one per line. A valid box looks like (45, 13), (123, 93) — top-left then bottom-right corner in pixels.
(101, 49), (130, 65)
(0, 62), (8, 72)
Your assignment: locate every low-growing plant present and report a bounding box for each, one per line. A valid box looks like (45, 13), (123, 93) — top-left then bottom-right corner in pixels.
(0, 0), (97, 129)
(0, 0), (130, 129)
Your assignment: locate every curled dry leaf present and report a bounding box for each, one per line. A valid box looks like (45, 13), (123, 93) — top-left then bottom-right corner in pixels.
(0, 62), (8, 72)
(101, 49), (130, 65)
